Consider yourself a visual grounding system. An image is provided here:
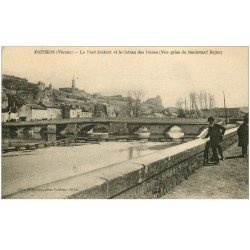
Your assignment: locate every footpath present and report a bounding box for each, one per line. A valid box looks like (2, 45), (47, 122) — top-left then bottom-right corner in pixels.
(161, 143), (249, 199)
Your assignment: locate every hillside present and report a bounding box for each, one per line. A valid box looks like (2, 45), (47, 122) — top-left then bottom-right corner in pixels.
(1, 74), (165, 117)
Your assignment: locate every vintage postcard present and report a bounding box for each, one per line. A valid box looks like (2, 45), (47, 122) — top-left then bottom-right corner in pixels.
(1, 46), (248, 199)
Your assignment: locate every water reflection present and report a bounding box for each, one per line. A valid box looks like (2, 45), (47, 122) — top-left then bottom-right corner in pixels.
(127, 146), (143, 159)
(1, 132), (77, 147)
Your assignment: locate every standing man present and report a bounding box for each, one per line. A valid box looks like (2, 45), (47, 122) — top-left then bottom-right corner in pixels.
(205, 117), (226, 165)
(237, 116), (248, 157)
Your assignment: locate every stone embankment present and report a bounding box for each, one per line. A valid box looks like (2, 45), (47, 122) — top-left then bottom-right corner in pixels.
(4, 128), (238, 199)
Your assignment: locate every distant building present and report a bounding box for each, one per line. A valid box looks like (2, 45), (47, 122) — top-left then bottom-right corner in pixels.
(170, 113), (178, 118)
(145, 95), (163, 108)
(62, 106), (83, 119)
(58, 76), (88, 98)
(82, 108), (93, 118)
(72, 75), (76, 89)
(59, 76), (78, 93)
(106, 104), (116, 117)
(202, 108), (242, 118)
(2, 112), (9, 122)
(9, 112), (19, 121)
(41, 103), (62, 120)
(215, 108), (240, 118)
(0, 109), (19, 122)
(94, 102), (116, 117)
(59, 87), (73, 93)
(18, 104), (47, 121)
(154, 112), (165, 118)
(37, 81), (46, 91)
(202, 109), (217, 119)
(95, 111), (106, 117)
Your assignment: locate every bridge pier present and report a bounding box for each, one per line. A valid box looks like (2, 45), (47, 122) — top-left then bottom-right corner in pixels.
(33, 126), (42, 133)
(47, 124), (57, 134)
(109, 123), (129, 135)
(65, 124), (78, 134)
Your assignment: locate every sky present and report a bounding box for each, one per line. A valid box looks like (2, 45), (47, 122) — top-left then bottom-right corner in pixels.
(2, 46), (248, 108)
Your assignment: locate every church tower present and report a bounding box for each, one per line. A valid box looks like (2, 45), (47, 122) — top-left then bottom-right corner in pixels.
(72, 75), (76, 89)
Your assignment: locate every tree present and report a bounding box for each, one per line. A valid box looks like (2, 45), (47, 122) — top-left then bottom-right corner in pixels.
(209, 93), (215, 108)
(126, 91), (134, 117)
(133, 90), (144, 117)
(204, 92), (208, 109)
(189, 92), (196, 114)
(176, 98), (183, 110)
(126, 90), (145, 118)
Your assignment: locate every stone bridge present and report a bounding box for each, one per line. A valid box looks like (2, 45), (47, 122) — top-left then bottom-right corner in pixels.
(2, 117), (211, 138)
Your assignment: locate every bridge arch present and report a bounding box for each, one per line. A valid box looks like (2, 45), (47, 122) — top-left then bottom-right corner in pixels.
(77, 123), (110, 134)
(40, 126), (48, 134)
(23, 127), (33, 134)
(163, 125), (185, 139)
(130, 125), (150, 134)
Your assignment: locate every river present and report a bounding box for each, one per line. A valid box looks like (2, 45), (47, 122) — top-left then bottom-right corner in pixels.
(2, 137), (181, 196)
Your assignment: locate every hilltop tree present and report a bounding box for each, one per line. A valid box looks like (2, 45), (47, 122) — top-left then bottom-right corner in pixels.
(209, 93), (215, 108)
(126, 91), (134, 117)
(176, 98), (183, 110)
(126, 90), (145, 118)
(176, 90), (216, 118)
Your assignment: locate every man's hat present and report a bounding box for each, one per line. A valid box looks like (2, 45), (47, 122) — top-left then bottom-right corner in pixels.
(207, 117), (215, 122)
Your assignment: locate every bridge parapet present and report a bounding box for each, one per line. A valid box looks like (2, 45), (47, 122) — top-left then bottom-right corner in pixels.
(3, 117), (208, 127)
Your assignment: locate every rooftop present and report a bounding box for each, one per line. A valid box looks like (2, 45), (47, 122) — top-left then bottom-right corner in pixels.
(25, 104), (47, 110)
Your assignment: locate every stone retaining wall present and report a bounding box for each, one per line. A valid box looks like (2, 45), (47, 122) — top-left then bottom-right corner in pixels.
(4, 128), (238, 199)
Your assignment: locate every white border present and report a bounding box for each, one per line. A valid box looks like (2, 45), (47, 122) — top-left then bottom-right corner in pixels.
(0, 1), (249, 250)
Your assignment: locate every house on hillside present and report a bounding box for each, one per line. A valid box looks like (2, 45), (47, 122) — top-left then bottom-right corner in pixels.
(2, 111), (9, 122)
(9, 112), (19, 121)
(94, 102), (116, 117)
(62, 106), (83, 118)
(154, 112), (165, 118)
(2, 106), (19, 122)
(82, 108), (93, 118)
(18, 104), (47, 121)
(37, 81), (46, 91)
(106, 104), (116, 117)
(41, 103), (62, 120)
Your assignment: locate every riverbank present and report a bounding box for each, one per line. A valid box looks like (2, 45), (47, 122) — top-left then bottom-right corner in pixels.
(161, 143), (249, 199)
(2, 140), (178, 196)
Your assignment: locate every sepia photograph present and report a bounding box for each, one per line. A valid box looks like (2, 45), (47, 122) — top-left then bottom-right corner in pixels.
(1, 46), (249, 199)
(1, 1), (250, 250)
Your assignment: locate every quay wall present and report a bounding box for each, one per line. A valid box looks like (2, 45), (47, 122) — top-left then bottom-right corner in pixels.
(4, 128), (238, 199)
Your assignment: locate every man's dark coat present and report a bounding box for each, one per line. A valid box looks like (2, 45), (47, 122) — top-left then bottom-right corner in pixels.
(205, 123), (226, 145)
(237, 123), (248, 147)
